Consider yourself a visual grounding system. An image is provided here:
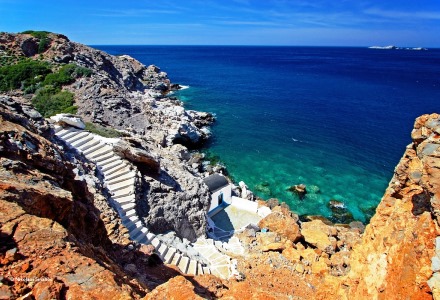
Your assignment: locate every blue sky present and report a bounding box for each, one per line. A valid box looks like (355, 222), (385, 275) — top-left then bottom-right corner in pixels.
(1, 0), (440, 46)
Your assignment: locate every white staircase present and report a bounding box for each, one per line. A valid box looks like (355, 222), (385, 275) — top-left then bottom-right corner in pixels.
(54, 125), (210, 276)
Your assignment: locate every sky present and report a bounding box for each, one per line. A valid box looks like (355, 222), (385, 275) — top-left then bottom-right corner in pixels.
(1, 0), (440, 46)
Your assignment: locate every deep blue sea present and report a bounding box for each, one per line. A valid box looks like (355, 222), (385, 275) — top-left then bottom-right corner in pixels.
(94, 45), (440, 223)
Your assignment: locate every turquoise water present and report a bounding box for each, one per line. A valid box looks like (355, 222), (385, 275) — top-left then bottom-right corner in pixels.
(96, 46), (440, 223)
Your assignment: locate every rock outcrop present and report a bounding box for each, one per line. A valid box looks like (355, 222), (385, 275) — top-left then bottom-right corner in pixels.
(317, 113), (440, 299)
(0, 98), (151, 299)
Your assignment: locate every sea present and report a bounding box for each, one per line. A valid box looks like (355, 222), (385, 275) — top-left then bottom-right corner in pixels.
(94, 45), (440, 223)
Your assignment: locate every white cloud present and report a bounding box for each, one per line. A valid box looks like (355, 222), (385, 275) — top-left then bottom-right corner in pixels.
(364, 8), (440, 20)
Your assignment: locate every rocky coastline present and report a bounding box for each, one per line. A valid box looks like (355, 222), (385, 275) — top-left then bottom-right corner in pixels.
(1, 31), (440, 299)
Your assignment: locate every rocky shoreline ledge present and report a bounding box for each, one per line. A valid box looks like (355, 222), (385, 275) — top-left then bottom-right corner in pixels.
(1, 32), (440, 299)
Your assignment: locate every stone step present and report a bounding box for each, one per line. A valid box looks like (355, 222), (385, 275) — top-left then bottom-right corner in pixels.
(70, 135), (94, 149)
(146, 232), (156, 243)
(65, 131), (90, 144)
(116, 202), (136, 213)
(101, 159), (125, 172)
(187, 260), (197, 275)
(82, 142), (106, 156)
(132, 228), (150, 244)
(103, 162), (129, 177)
(171, 253), (182, 266)
(104, 166), (132, 181)
(111, 185), (134, 199)
(62, 129), (85, 141)
(211, 265), (229, 279)
(107, 178), (135, 193)
(96, 154), (120, 166)
(85, 145), (114, 160)
(122, 216), (140, 229)
(202, 267), (211, 275)
(107, 172), (136, 186)
(120, 208), (136, 218)
(163, 247), (177, 264)
(128, 222), (144, 238)
(56, 127), (79, 138)
(112, 194), (135, 205)
(157, 243), (169, 259)
(136, 234), (149, 244)
(76, 139), (100, 152)
(177, 256), (190, 274)
(151, 238), (161, 248)
(53, 125), (63, 133)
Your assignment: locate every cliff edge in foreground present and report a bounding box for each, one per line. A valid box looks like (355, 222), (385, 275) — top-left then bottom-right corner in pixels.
(317, 113), (440, 299)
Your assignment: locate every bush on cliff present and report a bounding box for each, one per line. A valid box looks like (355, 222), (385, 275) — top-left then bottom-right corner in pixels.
(32, 86), (77, 117)
(0, 59), (51, 91)
(43, 64), (92, 88)
(21, 30), (51, 53)
(85, 122), (123, 138)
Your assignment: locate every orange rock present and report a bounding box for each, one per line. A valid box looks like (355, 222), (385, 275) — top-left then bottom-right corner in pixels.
(282, 247), (301, 263)
(144, 276), (203, 300)
(262, 243), (286, 252)
(258, 212), (302, 242)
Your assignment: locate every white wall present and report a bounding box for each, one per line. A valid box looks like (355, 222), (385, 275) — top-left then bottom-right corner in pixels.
(208, 184), (232, 212)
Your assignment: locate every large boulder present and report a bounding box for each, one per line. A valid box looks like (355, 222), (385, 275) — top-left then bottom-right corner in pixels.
(258, 212), (302, 243)
(112, 139), (160, 174)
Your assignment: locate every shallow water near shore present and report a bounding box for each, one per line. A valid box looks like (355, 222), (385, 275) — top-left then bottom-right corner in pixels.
(96, 45), (440, 223)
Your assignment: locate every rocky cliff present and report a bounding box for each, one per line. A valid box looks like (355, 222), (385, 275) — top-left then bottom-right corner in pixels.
(0, 31), (214, 241)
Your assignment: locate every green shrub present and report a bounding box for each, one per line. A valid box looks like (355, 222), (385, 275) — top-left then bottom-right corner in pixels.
(21, 31), (52, 53)
(42, 64), (92, 87)
(21, 30), (51, 39)
(0, 59), (51, 91)
(85, 122), (123, 138)
(32, 86), (77, 117)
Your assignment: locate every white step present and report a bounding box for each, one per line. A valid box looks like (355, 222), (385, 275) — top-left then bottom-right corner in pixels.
(112, 194), (135, 205)
(146, 232), (156, 243)
(171, 253), (182, 266)
(164, 247), (177, 264)
(107, 178), (135, 192)
(178, 256), (190, 274)
(56, 127), (79, 138)
(129, 221), (144, 238)
(120, 208), (136, 218)
(122, 216), (139, 229)
(66, 131), (91, 145)
(112, 186), (134, 198)
(151, 238), (161, 248)
(101, 159), (125, 172)
(103, 162), (129, 177)
(85, 145), (114, 160)
(76, 139), (100, 152)
(83, 142), (105, 156)
(187, 260), (197, 275)
(95, 152), (118, 164)
(157, 244), (168, 259)
(107, 172), (136, 185)
(105, 166), (131, 181)
(202, 267), (211, 275)
(116, 202), (136, 213)
(54, 125), (63, 133)
(61, 130), (84, 141)
(70, 135), (94, 148)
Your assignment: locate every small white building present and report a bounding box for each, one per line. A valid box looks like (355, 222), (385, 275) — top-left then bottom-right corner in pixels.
(203, 173), (232, 213)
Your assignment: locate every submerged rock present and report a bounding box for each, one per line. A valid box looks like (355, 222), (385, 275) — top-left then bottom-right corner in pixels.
(288, 184), (307, 199)
(328, 200), (355, 224)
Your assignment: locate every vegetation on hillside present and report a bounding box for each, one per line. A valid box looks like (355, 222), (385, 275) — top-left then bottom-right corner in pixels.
(0, 53), (92, 116)
(85, 122), (124, 138)
(32, 86), (76, 117)
(21, 30), (51, 53)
